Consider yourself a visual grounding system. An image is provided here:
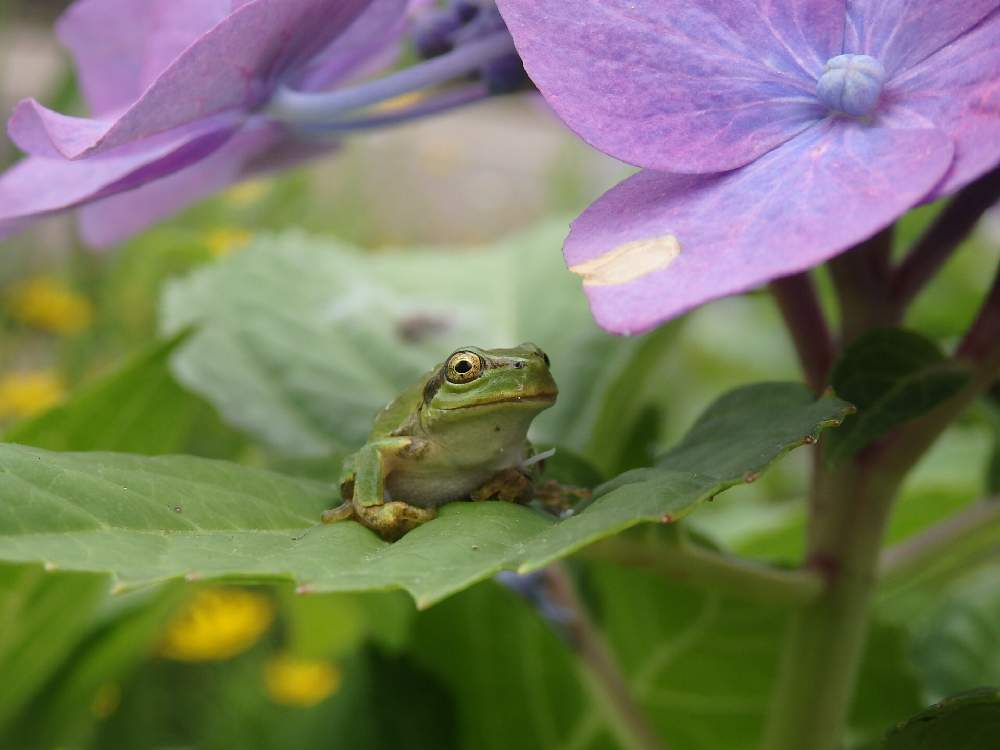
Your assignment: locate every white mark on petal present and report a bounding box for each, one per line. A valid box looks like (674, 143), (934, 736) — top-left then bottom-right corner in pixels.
(569, 235), (681, 287)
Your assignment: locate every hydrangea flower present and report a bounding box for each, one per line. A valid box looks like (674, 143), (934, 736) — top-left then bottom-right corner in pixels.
(0, 0), (401, 246)
(496, 0), (1000, 334)
(1, 0), (518, 248)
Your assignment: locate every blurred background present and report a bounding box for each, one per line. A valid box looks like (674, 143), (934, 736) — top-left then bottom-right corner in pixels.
(1, 2), (998, 749)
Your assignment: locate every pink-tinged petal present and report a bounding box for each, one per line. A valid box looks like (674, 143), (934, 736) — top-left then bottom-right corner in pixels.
(845, 0), (1000, 78)
(57, 0), (234, 117)
(496, 0), (843, 173)
(883, 9), (1000, 197)
(294, 0), (409, 92)
(565, 122), (953, 334)
(0, 118), (237, 240)
(9, 0), (372, 160)
(140, 1), (235, 88)
(7, 105), (112, 159)
(55, 0), (153, 115)
(77, 119), (286, 247)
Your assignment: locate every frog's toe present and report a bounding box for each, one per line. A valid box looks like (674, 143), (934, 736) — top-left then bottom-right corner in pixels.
(321, 501), (355, 524)
(357, 502), (437, 541)
(471, 467), (535, 504)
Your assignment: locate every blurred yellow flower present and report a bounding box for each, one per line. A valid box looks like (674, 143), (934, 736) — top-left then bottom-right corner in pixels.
(7, 276), (93, 335)
(0, 370), (65, 419)
(224, 180), (269, 207)
(264, 654), (341, 708)
(159, 587), (275, 662)
(203, 227), (253, 257)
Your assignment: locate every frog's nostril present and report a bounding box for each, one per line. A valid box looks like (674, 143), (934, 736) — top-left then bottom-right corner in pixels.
(514, 361), (525, 369)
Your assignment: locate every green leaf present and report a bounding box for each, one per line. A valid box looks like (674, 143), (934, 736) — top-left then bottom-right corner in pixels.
(851, 622), (925, 738)
(5, 333), (242, 458)
(408, 581), (614, 750)
(984, 393), (1000, 495)
(0, 565), (107, 731)
(7, 583), (188, 748)
(280, 589), (367, 660)
(589, 563), (920, 750)
(93, 647), (456, 750)
(826, 329), (970, 466)
(882, 688), (1000, 750)
(0, 383), (848, 607)
(518, 384), (853, 573)
(909, 564), (1000, 701)
(160, 225), (678, 474)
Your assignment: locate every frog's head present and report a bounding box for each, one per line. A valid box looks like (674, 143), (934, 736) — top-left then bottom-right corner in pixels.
(422, 343), (558, 417)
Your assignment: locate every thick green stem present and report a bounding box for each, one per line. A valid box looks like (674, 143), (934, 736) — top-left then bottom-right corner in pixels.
(587, 537), (824, 608)
(764, 258), (1000, 750)
(545, 565), (667, 750)
(761, 459), (899, 750)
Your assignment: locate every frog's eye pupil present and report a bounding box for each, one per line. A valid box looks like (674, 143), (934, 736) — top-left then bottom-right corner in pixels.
(456, 360), (472, 374)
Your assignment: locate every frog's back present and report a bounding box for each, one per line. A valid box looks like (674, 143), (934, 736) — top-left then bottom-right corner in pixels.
(369, 371), (433, 438)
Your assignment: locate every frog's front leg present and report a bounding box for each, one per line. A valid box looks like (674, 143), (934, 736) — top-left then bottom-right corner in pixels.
(325, 437), (436, 541)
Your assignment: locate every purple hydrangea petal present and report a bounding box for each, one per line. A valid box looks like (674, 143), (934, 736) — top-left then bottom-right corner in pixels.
(0, 118), (238, 240)
(293, 0), (410, 92)
(845, 0), (1000, 78)
(8, 0), (372, 160)
(565, 122), (953, 334)
(77, 119), (287, 247)
(882, 8), (1000, 198)
(138, 2), (236, 87)
(55, 0), (155, 116)
(495, 0), (843, 173)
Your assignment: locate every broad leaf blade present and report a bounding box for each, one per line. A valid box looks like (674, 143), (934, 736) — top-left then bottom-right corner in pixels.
(409, 581), (614, 750)
(518, 384), (853, 571)
(826, 329), (970, 465)
(7, 583), (188, 748)
(591, 564), (921, 750)
(0, 565), (107, 731)
(883, 688), (1000, 749)
(909, 565), (1000, 700)
(0, 384), (849, 607)
(161, 225), (675, 470)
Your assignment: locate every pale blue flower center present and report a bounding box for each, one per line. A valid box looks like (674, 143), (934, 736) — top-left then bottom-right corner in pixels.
(816, 54), (885, 117)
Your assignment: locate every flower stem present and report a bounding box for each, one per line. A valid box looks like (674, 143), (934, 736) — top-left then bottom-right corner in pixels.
(268, 32), (515, 124)
(827, 226), (894, 343)
(294, 84), (490, 135)
(889, 165), (1000, 317)
(760, 456), (898, 750)
(545, 565), (667, 750)
(761, 291), (1000, 750)
(586, 537), (823, 608)
(957, 261), (1000, 369)
(879, 499), (1000, 586)
(769, 271), (834, 393)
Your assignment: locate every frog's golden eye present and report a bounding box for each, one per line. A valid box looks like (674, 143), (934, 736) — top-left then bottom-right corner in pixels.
(446, 351), (483, 384)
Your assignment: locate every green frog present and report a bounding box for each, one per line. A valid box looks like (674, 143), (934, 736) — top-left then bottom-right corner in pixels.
(322, 343), (558, 540)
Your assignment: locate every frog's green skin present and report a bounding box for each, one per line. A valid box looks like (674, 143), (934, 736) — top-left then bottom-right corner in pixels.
(322, 343), (557, 540)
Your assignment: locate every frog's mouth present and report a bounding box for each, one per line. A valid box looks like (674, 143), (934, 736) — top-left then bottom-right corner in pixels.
(444, 391), (558, 410)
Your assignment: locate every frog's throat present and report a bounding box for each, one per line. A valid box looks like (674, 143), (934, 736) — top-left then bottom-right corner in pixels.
(440, 392), (558, 410)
